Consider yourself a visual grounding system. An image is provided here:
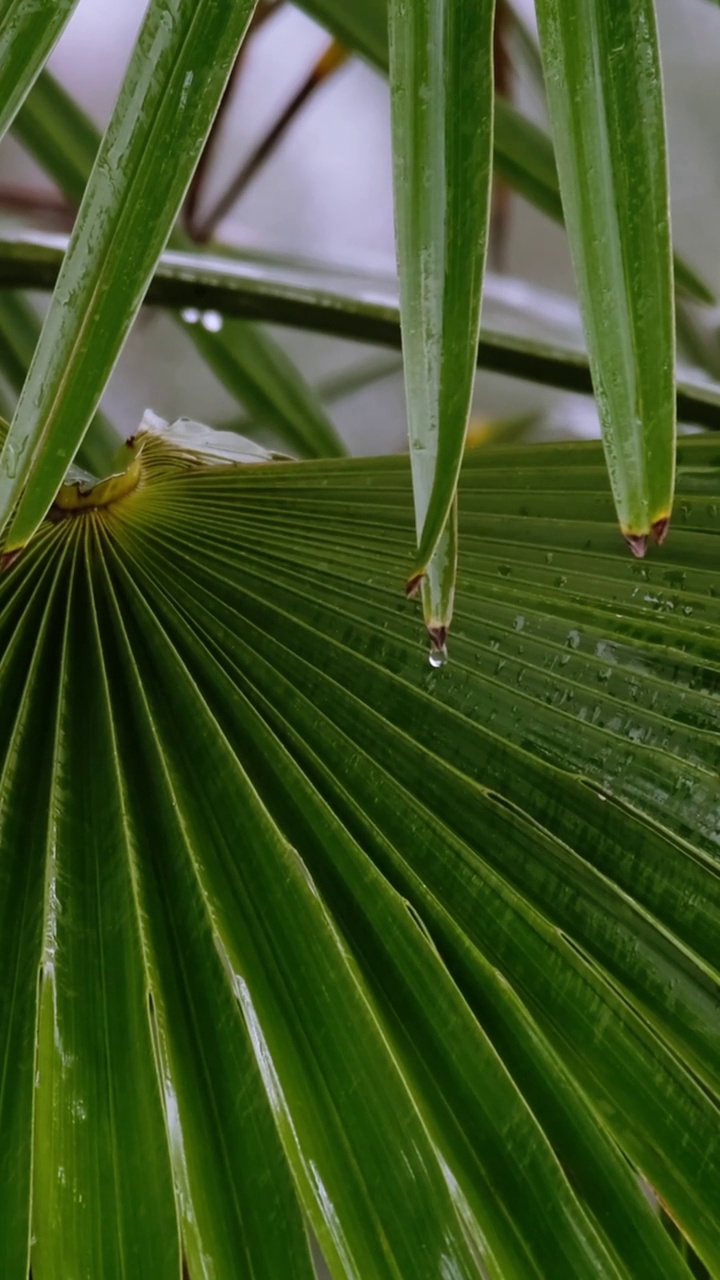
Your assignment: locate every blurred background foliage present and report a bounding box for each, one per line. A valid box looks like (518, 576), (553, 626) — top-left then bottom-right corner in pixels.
(1, 0), (717, 461)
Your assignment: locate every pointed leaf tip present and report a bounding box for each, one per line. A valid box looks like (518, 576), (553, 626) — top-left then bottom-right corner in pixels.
(0, 547), (24, 572)
(428, 623), (448, 651)
(624, 533), (648, 559)
(406, 571), (424, 599)
(652, 515), (670, 546)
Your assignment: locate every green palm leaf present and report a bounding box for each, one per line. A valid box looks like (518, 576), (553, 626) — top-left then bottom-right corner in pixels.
(0, 0), (260, 551)
(388, 0), (494, 648)
(534, 0), (675, 549)
(0, 0), (79, 142)
(10, 69), (345, 461)
(2, 424), (719, 1277)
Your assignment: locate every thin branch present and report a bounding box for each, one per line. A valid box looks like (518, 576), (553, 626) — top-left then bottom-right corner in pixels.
(0, 185), (74, 227)
(193, 41), (348, 243)
(184, 0), (285, 236)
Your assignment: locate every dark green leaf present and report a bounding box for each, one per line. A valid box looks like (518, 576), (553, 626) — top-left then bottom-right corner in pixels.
(295, 0), (714, 306)
(388, 0), (494, 640)
(12, 70), (345, 460)
(534, 0), (675, 547)
(0, 290), (119, 475)
(1, 428), (719, 1275)
(0, 0), (260, 551)
(0, 0), (79, 143)
(31, 541), (179, 1280)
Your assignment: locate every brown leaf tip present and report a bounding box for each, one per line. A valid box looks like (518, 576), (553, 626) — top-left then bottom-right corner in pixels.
(428, 624), (447, 650)
(406, 571), (424, 599)
(427, 624), (448, 668)
(651, 516), (670, 546)
(624, 533), (648, 559)
(0, 547), (24, 572)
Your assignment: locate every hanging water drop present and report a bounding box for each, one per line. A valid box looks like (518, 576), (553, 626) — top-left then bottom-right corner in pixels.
(181, 307), (201, 325)
(428, 647), (447, 669)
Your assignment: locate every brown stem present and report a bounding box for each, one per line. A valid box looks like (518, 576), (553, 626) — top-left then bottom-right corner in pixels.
(192, 41), (348, 244)
(184, 1), (285, 237)
(490, 0), (513, 269)
(0, 185), (75, 228)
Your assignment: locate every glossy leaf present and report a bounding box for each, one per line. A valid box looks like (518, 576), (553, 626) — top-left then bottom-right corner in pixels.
(3, 231), (720, 428)
(388, 0), (494, 639)
(0, 0), (260, 552)
(2, 426), (720, 1275)
(12, 70), (345, 460)
(30, 543), (179, 1280)
(0, 290), (119, 475)
(0, 0), (79, 143)
(534, 0), (675, 549)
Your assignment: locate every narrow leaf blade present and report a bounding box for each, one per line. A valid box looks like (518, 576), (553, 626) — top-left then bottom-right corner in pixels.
(12, 69), (344, 461)
(388, 0), (494, 637)
(0, 0), (79, 143)
(534, 0), (676, 546)
(0, 0), (259, 550)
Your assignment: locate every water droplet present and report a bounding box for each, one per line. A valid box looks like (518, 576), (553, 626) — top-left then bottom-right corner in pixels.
(428, 648), (447, 669)
(2, 443), (17, 478)
(513, 615), (525, 632)
(201, 309), (223, 332)
(181, 307), (201, 325)
(565, 629), (581, 649)
(498, 564), (511, 578)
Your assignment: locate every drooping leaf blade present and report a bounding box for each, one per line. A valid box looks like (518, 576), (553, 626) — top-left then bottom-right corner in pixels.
(295, 0), (714, 307)
(533, 0), (676, 550)
(12, 70), (345, 460)
(0, 0), (261, 551)
(0, 0), (79, 143)
(388, 0), (495, 640)
(0, 290), (119, 475)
